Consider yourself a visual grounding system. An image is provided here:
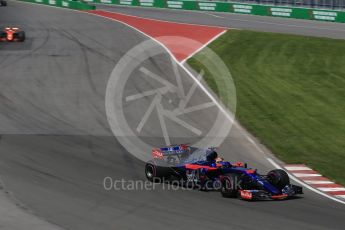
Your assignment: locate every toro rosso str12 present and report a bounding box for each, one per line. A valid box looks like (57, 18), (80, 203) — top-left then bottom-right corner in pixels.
(145, 144), (303, 201)
(0, 27), (25, 42)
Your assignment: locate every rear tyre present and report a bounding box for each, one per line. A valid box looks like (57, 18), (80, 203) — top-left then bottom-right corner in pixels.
(267, 169), (290, 190)
(220, 174), (239, 198)
(1, 1), (7, 6)
(145, 161), (170, 183)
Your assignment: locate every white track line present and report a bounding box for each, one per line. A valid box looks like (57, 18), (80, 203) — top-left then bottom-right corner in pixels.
(305, 180), (334, 185)
(244, 136), (265, 154)
(180, 30), (226, 64)
(267, 158), (345, 205)
(285, 166), (312, 171)
(200, 11), (225, 19)
(293, 173), (322, 177)
(336, 195), (345, 199)
(318, 188), (345, 192)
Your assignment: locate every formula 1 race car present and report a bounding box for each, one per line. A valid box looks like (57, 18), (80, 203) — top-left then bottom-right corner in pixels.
(145, 144), (303, 201)
(0, 0), (7, 6)
(0, 27), (25, 42)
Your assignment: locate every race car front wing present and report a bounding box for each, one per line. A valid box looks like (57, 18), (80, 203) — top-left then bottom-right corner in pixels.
(240, 185), (303, 201)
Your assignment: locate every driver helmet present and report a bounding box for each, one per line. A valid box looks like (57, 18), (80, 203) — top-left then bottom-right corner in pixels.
(206, 150), (218, 162)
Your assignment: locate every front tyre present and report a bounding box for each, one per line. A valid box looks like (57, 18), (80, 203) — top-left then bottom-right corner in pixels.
(267, 169), (290, 190)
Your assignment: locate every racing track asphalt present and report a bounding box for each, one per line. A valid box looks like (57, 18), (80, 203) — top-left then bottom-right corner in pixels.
(0, 1), (345, 230)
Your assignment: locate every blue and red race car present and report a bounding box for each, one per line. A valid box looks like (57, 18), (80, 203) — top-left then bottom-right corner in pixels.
(145, 144), (303, 201)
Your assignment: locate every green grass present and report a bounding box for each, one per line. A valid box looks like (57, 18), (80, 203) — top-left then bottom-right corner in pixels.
(188, 30), (345, 185)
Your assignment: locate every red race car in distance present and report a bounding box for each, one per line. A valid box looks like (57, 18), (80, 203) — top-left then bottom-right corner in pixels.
(0, 27), (26, 42)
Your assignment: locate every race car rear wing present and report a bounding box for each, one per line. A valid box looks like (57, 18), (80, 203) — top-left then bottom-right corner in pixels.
(152, 144), (190, 159)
